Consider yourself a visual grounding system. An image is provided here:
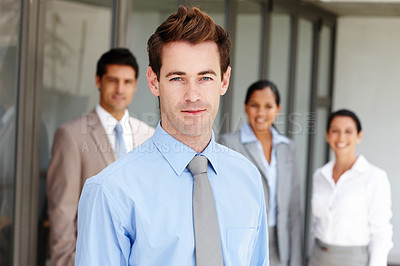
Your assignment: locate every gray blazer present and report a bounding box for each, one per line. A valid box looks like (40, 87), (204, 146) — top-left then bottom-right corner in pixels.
(219, 128), (302, 266)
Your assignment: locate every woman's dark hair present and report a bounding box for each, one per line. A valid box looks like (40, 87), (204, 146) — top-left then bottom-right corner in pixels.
(327, 109), (362, 133)
(244, 80), (280, 106)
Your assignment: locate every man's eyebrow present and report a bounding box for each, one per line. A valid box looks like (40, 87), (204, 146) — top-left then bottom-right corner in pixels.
(164, 69), (218, 77)
(198, 70), (217, 76)
(104, 76), (134, 81)
(165, 71), (186, 77)
(104, 76), (117, 80)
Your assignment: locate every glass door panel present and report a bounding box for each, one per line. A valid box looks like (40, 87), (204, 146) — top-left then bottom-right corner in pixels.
(39, 0), (113, 263)
(230, 1), (262, 133)
(268, 12), (291, 134)
(292, 18), (313, 205)
(0, 1), (22, 265)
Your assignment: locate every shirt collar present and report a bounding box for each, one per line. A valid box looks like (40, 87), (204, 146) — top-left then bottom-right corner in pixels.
(320, 155), (368, 179)
(96, 104), (129, 134)
(240, 122), (290, 146)
(152, 122), (219, 176)
(350, 155), (369, 174)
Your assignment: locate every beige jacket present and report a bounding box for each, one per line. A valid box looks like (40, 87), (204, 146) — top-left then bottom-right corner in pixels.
(47, 110), (154, 266)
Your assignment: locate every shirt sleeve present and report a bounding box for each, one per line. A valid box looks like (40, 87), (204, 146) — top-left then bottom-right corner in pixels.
(368, 170), (393, 266)
(249, 172), (269, 266)
(75, 182), (132, 266)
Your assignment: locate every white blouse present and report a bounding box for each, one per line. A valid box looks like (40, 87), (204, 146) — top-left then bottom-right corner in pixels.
(311, 155), (393, 266)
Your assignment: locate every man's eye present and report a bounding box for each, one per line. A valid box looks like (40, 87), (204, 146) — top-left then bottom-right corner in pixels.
(106, 78), (118, 83)
(170, 77), (182, 81)
(201, 77), (212, 81)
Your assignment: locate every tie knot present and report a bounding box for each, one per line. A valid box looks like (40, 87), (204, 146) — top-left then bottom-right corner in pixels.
(115, 123), (123, 134)
(187, 155), (208, 176)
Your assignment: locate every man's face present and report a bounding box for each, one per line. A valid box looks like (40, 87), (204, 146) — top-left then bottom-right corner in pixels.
(96, 64), (137, 117)
(147, 41), (230, 142)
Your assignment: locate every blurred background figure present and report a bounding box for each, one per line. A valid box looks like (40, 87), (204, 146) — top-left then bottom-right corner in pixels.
(46, 48), (154, 266)
(219, 80), (302, 266)
(309, 109), (393, 266)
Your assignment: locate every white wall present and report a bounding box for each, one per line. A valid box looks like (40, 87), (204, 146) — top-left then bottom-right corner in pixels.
(334, 16), (400, 263)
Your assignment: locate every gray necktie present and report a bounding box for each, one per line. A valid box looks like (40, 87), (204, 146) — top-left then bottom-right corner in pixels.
(187, 155), (223, 266)
(114, 122), (126, 159)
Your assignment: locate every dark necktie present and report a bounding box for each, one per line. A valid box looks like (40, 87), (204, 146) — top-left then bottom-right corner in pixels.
(114, 123), (126, 159)
(187, 155), (223, 266)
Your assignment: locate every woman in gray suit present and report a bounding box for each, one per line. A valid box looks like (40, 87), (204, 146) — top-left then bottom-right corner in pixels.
(219, 80), (302, 266)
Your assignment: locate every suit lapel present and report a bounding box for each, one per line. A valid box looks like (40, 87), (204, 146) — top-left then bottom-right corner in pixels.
(87, 111), (116, 165)
(243, 140), (270, 211)
(243, 141), (267, 178)
(276, 143), (290, 208)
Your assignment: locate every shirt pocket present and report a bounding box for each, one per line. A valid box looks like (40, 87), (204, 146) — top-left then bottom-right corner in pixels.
(226, 227), (257, 266)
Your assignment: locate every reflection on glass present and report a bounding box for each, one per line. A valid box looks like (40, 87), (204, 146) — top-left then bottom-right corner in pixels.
(268, 12), (291, 134)
(291, 18), (313, 203)
(317, 25), (332, 98)
(39, 0), (112, 264)
(42, 0), (112, 149)
(0, 1), (21, 265)
(230, 1), (261, 133)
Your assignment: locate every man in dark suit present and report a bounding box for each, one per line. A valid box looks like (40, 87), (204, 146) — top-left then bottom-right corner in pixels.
(46, 48), (154, 266)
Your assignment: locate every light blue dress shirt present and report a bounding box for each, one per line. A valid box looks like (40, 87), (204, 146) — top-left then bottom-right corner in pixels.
(75, 123), (269, 266)
(240, 123), (290, 227)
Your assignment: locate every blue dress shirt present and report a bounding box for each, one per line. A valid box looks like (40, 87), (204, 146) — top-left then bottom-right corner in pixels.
(75, 123), (269, 266)
(240, 123), (290, 227)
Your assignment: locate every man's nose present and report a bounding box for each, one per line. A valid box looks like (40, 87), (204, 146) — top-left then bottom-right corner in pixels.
(184, 80), (201, 102)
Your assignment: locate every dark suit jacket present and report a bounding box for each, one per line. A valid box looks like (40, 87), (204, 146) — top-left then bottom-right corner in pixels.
(219, 128), (302, 266)
(47, 110), (154, 266)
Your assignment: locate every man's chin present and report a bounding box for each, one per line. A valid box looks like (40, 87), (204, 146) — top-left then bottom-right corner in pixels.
(110, 105), (127, 113)
(179, 125), (212, 137)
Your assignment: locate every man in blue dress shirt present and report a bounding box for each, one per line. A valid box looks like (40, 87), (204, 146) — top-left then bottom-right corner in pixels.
(75, 6), (269, 266)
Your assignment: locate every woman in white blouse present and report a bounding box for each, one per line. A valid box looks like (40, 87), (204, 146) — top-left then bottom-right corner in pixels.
(309, 109), (393, 266)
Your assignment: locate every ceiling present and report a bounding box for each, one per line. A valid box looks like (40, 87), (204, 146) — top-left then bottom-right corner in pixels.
(303, 0), (400, 16)
(65, 0), (400, 16)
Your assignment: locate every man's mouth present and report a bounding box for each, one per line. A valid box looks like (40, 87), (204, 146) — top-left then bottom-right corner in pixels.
(182, 109), (206, 115)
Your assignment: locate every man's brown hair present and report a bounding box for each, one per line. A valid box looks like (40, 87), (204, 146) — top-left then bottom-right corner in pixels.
(147, 5), (231, 80)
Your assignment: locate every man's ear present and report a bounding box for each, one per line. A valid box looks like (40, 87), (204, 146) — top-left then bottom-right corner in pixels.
(147, 66), (159, 97)
(95, 75), (101, 91)
(220, 66), (231, 96)
(357, 130), (364, 143)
